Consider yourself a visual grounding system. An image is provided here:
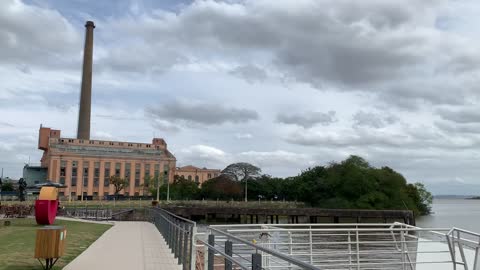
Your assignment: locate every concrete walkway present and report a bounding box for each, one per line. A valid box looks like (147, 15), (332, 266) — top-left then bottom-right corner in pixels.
(64, 221), (181, 270)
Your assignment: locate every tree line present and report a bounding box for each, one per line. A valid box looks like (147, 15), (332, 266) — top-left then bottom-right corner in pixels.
(140, 155), (432, 216)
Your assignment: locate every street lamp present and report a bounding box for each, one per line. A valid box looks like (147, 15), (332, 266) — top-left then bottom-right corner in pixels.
(156, 174), (160, 202)
(244, 178), (248, 202)
(165, 170), (170, 202)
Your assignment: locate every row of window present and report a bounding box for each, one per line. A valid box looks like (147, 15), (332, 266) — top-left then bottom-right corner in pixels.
(179, 173), (218, 183)
(60, 139), (159, 149)
(59, 160), (169, 187)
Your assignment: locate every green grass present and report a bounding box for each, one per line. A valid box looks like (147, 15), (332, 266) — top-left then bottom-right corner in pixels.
(0, 218), (112, 270)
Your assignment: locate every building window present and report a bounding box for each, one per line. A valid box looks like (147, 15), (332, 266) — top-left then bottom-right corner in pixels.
(59, 192), (64, 197)
(104, 162), (110, 187)
(100, 141), (104, 145)
(89, 141), (94, 144)
(71, 161), (78, 186)
(214, 173), (218, 177)
(109, 142), (114, 145)
(115, 163), (121, 176)
(83, 163), (89, 187)
(144, 164), (150, 187)
(71, 192), (76, 197)
(104, 192), (108, 197)
(207, 173), (212, 179)
(79, 140), (84, 143)
(188, 175), (192, 181)
(125, 192), (129, 197)
(163, 164), (169, 185)
(60, 161), (66, 184)
(119, 142), (123, 146)
(68, 139), (74, 143)
(125, 163), (131, 180)
(135, 163), (140, 187)
(94, 162), (100, 187)
(128, 143), (133, 147)
(195, 175), (199, 184)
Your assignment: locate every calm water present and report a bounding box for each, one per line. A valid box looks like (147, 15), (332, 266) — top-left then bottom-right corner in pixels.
(417, 198), (480, 232)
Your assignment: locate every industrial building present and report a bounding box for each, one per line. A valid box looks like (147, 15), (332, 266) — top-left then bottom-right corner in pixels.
(34, 21), (219, 200)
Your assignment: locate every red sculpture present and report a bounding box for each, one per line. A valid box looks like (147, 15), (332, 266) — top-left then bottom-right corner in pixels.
(35, 187), (59, 225)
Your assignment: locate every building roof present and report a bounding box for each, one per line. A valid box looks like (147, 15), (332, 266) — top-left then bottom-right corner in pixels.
(176, 165), (220, 172)
(49, 141), (175, 160)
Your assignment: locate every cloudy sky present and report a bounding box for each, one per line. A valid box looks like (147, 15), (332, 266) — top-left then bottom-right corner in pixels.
(2, 0), (480, 194)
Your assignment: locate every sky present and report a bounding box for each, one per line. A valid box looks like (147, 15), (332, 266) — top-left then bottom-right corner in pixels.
(2, 0), (480, 194)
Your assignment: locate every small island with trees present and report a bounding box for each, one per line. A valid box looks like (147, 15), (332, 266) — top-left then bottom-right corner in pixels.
(135, 155), (432, 216)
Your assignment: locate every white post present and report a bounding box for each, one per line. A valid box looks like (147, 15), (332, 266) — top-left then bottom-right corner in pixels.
(309, 226), (313, 264)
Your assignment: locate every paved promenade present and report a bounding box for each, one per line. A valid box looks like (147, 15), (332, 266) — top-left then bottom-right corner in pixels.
(64, 221), (181, 270)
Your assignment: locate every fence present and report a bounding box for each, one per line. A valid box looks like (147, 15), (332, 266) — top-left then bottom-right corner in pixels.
(198, 222), (480, 270)
(149, 207), (197, 270)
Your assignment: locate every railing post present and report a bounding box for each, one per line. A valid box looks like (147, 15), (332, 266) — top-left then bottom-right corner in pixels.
(309, 226), (313, 264)
(251, 253), (262, 270)
(225, 240), (233, 270)
(348, 231), (352, 270)
(173, 221), (178, 259)
(400, 229), (406, 270)
(288, 231), (293, 270)
(190, 226), (197, 270)
(208, 234), (215, 270)
(177, 222), (184, 265)
(356, 229), (360, 270)
(183, 225), (189, 270)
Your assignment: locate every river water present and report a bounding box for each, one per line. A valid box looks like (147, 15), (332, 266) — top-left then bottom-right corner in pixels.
(416, 198), (480, 232)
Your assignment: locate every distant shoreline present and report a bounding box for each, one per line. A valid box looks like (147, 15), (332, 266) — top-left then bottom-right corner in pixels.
(434, 195), (479, 199)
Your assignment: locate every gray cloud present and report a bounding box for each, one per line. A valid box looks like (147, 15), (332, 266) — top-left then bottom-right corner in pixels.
(0, 0), (80, 67)
(353, 111), (398, 129)
(277, 111), (336, 128)
(437, 107), (480, 124)
(229, 65), (267, 83)
(145, 100), (259, 126)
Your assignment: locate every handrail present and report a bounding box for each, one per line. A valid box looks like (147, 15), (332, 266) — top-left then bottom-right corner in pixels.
(153, 207), (197, 225)
(196, 238), (250, 270)
(209, 227), (322, 270)
(223, 227), (451, 232)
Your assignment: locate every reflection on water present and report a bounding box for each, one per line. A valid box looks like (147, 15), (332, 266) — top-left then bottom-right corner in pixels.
(417, 198), (480, 232)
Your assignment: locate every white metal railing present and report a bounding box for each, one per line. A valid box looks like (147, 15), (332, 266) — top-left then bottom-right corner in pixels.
(203, 223), (480, 270)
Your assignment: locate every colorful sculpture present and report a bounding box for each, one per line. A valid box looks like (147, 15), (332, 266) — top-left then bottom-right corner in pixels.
(35, 187), (59, 225)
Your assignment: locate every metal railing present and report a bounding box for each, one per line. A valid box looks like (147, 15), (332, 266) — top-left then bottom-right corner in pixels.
(149, 207), (197, 270)
(148, 208), (480, 270)
(446, 227), (480, 270)
(61, 207), (113, 220)
(207, 222), (480, 270)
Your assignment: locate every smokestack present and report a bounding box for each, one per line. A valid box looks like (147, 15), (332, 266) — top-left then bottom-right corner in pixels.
(77, 21), (95, 140)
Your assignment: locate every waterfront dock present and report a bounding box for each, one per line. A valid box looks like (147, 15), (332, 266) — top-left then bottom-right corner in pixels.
(161, 205), (416, 225)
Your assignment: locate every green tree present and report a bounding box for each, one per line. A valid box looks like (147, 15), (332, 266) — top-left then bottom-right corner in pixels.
(221, 162), (261, 181)
(200, 175), (243, 200)
(109, 175), (129, 197)
(1, 182), (14, 192)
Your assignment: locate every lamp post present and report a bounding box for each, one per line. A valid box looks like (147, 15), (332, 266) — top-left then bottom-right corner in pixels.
(244, 178), (248, 202)
(165, 170), (170, 202)
(156, 175), (160, 202)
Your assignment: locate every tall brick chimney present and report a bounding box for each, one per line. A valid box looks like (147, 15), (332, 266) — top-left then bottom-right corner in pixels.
(77, 21), (95, 140)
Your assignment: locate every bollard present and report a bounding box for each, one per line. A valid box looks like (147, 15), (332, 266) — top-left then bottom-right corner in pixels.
(225, 240), (233, 270)
(208, 234), (215, 270)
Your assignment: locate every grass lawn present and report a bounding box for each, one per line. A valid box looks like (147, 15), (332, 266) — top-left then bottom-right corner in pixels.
(0, 218), (112, 270)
